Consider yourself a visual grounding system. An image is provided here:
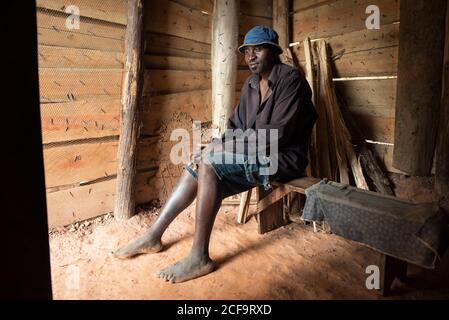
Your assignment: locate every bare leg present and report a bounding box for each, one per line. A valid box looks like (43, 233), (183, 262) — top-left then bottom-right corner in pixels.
(157, 163), (222, 283)
(114, 169), (198, 259)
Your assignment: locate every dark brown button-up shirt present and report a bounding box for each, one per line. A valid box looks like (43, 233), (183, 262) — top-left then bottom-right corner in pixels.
(225, 62), (318, 182)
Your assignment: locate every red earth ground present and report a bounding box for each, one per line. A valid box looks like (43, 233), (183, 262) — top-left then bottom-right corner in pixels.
(48, 175), (449, 299)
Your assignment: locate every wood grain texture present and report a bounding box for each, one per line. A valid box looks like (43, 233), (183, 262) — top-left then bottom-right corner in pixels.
(39, 69), (122, 103)
(114, 0), (146, 220)
(145, 0), (211, 44)
(43, 139), (118, 188)
(38, 46), (124, 69)
(36, 0), (127, 25)
(40, 98), (121, 143)
(393, 0), (447, 175)
(292, 0), (399, 40)
(212, 0), (239, 135)
(144, 55), (210, 71)
(435, 1), (449, 195)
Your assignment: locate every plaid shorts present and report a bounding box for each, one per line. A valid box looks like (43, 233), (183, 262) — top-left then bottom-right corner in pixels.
(186, 151), (272, 199)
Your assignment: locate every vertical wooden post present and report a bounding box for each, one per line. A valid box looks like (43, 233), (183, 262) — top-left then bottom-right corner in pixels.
(211, 0), (239, 136)
(393, 0), (447, 175)
(436, 1), (449, 196)
(114, 0), (145, 220)
(303, 37), (316, 177)
(273, 0), (289, 63)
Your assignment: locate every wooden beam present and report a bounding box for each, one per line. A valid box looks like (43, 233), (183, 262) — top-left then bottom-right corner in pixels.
(359, 146), (394, 196)
(237, 188), (253, 223)
(436, 1), (449, 196)
(303, 37), (316, 177)
(316, 40), (369, 189)
(393, 0), (447, 175)
(273, 0), (289, 63)
(211, 0), (239, 135)
(114, 0), (145, 220)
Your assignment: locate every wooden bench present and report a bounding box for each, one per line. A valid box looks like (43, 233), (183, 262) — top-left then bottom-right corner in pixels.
(238, 177), (408, 296)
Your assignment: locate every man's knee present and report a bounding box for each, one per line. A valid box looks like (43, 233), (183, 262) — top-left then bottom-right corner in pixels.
(198, 163), (216, 175)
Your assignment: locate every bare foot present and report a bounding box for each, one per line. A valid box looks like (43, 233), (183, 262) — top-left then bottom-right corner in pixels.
(156, 254), (215, 283)
(114, 236), (163, 259)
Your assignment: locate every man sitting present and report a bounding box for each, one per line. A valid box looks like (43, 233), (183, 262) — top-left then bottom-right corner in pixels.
(114, 26), (318, 283)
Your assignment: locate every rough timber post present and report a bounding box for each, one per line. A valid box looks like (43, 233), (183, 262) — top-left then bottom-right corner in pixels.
(211, 0), (239, 136)
(114, 0), (145, 220)
(273, 0), (289, 63)
(393, 0), (447, 175)
(435, 1), (449, 196)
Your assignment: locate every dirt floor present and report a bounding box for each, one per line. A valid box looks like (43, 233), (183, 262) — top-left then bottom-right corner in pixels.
(49, 175), (449, 300)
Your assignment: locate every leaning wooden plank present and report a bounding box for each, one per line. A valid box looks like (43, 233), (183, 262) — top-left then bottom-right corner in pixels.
(435, 1), (449, 196)
(43, 139), (118, 188)
(145, 0), (211, 44)
(237, 189), (252, 224)
(393, 0), (447, 175)
(359, 146), (394, 196)
(39, 69), (122, 102)
(292, 0), (399, 40)
(303, 37), (316, 177)
(36, 0), (127, 25)
(313, 41), (335, 180)
(316, 40), (368, 189)
(114, 0), (146, 221)
(40, 98), (121, 144)
(36, 9), (126, 40)
(38, 46), (124, 69)
(303, 38), (315, 105)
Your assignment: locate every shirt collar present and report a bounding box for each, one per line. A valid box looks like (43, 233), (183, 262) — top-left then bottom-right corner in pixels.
(248, 63), (281, 89)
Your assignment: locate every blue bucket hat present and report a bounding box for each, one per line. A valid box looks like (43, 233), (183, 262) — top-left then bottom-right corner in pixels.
(238, 26), (283, 54)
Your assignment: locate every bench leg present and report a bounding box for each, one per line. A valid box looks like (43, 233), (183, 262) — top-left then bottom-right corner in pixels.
(256, 186), (289, 234)
(379, 254), (408, 296)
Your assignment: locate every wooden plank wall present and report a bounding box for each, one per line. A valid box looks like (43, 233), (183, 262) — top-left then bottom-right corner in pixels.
(141, 0), (213, 205)
(143, 0), (273, 203)
(292, 0), (401, 173)
(39, 0), (274, 227)
(37, 0), (162, 227)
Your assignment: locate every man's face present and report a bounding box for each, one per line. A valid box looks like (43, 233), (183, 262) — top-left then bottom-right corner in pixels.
(244, 45), (276, 75)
